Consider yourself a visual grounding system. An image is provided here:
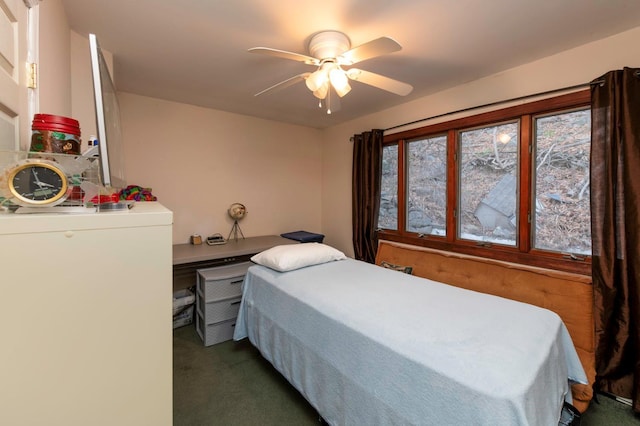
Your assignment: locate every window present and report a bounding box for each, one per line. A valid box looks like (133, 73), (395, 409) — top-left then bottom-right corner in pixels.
(378, 91), (591, 274)
(379, 144), (399, 230)
(458, 121), (519, 246)
(532, 108), (591, 255)
(406, 135), (447, 236)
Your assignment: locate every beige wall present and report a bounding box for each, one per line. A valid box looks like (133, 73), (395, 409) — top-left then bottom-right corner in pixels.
(35, 3), (103, 149)
(38, 0), (71, 123)
(67, 32), (322, 244)
(321, 26), (640, 256)
(118, 93), (323, 244)
(36, 10), (112, 148)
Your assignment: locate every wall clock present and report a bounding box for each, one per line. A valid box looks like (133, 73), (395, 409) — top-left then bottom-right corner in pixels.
(5, 159), (69, 206)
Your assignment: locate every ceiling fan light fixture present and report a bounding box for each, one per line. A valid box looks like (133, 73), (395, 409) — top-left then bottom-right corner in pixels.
(313, 81), (329, 99)
(305, 68), (327, 92)
(329, 67), (351, 97)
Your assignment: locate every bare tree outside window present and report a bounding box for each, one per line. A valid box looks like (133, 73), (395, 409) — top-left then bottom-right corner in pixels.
(459, 122), (519, 245)
(379, 144), (398, 230)
(533, 109), (591, 255)
(407, 135), (447, 235)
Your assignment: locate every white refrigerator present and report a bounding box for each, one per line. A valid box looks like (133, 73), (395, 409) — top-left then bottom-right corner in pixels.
(0, 202), (173, 426)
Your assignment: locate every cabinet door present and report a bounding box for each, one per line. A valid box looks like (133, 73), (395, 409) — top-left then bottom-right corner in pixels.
(0, 223), (172, 426)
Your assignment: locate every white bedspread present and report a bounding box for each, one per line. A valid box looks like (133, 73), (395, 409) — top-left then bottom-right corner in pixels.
(233, 259), (587, 426)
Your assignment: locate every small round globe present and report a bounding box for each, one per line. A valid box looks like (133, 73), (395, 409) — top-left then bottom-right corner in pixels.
(228, 203), (247, 221)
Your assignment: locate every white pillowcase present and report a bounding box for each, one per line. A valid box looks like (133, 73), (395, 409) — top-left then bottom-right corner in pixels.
(251, 243), (347, 272)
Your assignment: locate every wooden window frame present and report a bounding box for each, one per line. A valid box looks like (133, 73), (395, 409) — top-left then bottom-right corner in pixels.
(378, 90), (591, 275)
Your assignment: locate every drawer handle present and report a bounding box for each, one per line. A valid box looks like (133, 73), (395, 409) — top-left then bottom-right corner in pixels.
(230, 279), (243, 285)
(230, 301), (241, 306)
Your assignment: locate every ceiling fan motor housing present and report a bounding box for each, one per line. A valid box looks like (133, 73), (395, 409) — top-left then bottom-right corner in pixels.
(308, 31), (351, 59)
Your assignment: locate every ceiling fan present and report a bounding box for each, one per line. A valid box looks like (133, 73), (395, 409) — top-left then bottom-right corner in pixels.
(249, 30), (413, 114)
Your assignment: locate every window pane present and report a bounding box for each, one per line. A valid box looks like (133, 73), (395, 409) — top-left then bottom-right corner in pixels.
(379, 144), (398, 230)
(533, 109), (591, 255)
(459, 122), (519, 245)
(406, 135), (447, 236)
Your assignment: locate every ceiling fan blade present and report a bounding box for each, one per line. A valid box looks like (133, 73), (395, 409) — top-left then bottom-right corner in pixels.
(338, 36), (402, 65)
(248, 47), (319, 65)
(254, 73), (310, 96)
(346, 68), (413, 96)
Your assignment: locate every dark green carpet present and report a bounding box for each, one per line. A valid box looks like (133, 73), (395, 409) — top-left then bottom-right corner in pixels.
(173, 324), (318, 426)
(174, 324), (639, 425)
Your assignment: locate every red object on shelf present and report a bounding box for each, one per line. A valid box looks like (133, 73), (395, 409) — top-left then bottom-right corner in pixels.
(31, 114), (81, 134)
(91, 193), (120, 204)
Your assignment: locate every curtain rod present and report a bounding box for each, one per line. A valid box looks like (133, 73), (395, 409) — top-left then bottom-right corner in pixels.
(384, 82), (591, 133)
(383, 69), (640, 133)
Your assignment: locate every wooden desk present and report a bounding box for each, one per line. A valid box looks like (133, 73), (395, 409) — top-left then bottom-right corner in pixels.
(172, 235), (295, 291)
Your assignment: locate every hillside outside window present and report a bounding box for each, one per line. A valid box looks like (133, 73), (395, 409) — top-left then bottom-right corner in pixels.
(377, 90), (591, 274)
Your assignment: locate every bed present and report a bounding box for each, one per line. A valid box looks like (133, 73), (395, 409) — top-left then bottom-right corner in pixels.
(233, 243), (588, 425)
(374, 240), (595, 412)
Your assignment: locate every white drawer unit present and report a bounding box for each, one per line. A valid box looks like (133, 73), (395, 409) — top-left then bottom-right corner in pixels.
(195, 316), (237, 346)
(196, 262), (251, 346)
(197, 293), (242, 322)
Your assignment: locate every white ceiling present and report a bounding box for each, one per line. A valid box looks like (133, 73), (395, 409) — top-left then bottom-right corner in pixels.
(60, 0), (640, 129)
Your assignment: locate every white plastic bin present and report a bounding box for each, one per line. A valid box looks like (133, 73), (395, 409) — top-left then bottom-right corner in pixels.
(173, 288), (196, 328)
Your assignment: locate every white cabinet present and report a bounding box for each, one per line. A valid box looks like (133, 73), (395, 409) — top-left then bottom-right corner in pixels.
(0, 202), (173, 426)
(196, 262), (250, 346)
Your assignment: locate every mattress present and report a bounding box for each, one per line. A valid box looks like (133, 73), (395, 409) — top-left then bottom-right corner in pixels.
(233, 258), (587, 425)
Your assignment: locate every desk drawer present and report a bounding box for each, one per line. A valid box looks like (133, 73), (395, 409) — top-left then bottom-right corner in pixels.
(198, 293), (242, 323)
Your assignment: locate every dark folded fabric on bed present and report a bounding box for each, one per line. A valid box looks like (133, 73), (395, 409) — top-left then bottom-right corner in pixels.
(280, 230), (325, 243)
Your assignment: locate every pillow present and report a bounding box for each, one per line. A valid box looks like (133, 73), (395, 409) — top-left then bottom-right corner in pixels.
(251, 243), (347, 272)
(380, 260), (413, 275)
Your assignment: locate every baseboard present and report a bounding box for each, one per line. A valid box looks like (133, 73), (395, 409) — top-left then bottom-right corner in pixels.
(599, 391), (633, 406)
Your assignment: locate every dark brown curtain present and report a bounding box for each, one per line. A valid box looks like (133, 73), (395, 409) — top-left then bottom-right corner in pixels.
(352, 129), (383, 263)
(590, 67), (640, 411)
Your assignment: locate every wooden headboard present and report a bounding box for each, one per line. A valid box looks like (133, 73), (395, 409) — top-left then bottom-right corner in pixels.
(375, 240), (595, 412)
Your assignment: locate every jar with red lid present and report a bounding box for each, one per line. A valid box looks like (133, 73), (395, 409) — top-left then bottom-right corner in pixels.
(30, 113), (81, 155)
